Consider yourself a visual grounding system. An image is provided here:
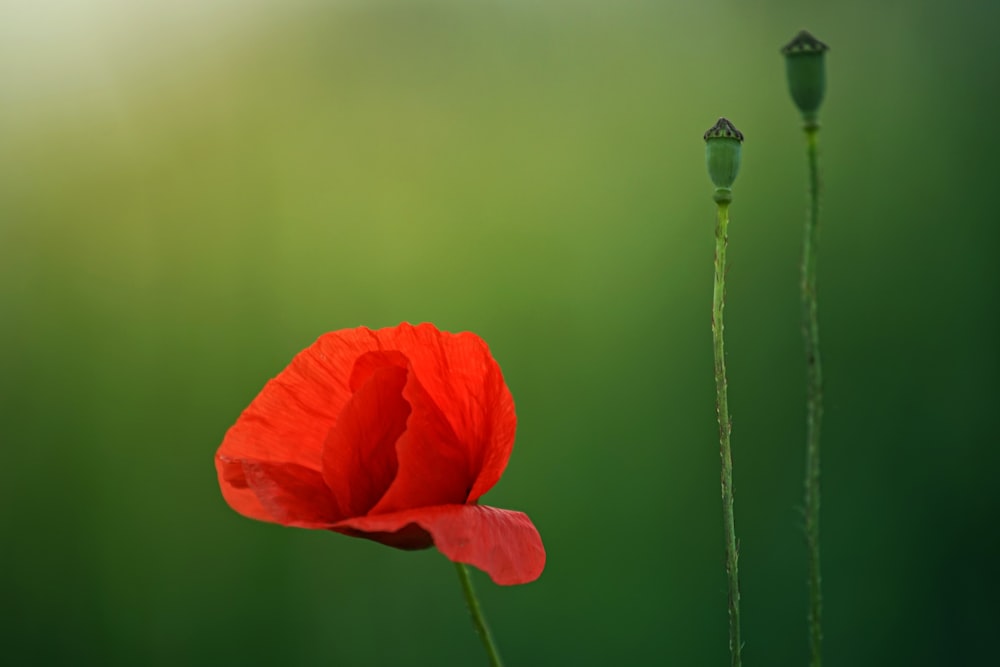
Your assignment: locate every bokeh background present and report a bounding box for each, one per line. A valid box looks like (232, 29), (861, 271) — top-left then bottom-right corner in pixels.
(2, 0), (998, 665)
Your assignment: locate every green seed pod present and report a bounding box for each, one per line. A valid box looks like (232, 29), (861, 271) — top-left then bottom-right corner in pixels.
(704, 117), (744, 198)
(782, 30), (829, 122)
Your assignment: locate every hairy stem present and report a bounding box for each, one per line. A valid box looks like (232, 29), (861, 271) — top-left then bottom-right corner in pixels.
(802, 124), (824, 667)
(713, 198), (742, 667)
(455, 563), (504, 667)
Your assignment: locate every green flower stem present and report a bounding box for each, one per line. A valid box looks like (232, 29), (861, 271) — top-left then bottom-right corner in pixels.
(802, 123), (824, 667)
(455, 562), (504, 667)
(712, 197), (742, 667)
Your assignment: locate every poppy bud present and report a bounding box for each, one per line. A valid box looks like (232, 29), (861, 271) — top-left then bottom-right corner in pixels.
(781, 30), (829, 123)
(704, 117), (744, 201)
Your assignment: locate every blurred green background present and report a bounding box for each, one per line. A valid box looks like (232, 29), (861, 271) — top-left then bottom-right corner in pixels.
(2, 0), (998, 665)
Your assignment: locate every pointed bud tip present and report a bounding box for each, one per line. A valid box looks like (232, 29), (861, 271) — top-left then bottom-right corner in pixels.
(781, 30), (829, 55)
(703, 118), (744, 143)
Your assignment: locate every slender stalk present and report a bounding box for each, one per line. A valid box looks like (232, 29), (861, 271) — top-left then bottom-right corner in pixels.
(802, 123), (824, 667)
(455, 562), (504, 667)
(712, 197), (742, 667)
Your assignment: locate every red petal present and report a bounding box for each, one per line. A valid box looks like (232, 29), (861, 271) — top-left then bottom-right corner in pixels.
(366, 323), (517, 503)
(335, 504), (546, 585)
(322, 359), (410, 517)
(368, 372), (473, 513)
(348, 349), (409, 391)
(242, 460), (341, 527)
(216, 455), (273, 522)
(216, 328), (401, 522)
(221, 456), (340, 527)
(216, 334), (365, 473)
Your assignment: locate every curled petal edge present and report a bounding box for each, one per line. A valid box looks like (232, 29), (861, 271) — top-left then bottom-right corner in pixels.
(335, 504), (545, 586)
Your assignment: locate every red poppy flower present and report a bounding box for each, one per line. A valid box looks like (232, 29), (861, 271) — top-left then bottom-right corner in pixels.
(215, 322), (545, 585)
